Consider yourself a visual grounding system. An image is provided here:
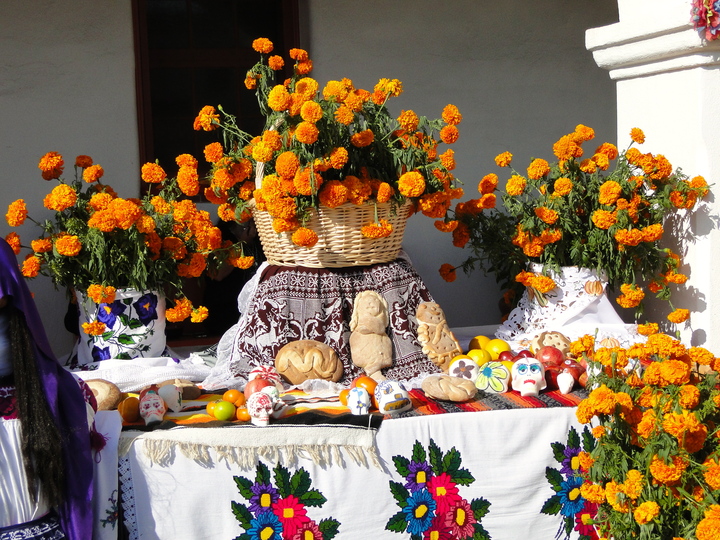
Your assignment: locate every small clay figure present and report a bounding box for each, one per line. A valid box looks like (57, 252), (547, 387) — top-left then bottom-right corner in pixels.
(138, 385), (167, 426)
(415, 302), (462, 372)
(349, 290), (393, 381)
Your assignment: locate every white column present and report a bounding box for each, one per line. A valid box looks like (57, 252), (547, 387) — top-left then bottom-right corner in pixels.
(586, 0), (720, 349)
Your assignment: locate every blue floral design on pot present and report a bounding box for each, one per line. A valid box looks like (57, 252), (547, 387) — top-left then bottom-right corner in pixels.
(133, 293), (158, 326)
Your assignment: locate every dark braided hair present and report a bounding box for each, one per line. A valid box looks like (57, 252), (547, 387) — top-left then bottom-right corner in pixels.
(8, 303), (65, 507)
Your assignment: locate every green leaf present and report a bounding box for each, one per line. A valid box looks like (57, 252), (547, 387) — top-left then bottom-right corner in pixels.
(428, 439), (443, 472)
(471, 497), (491, 520)
(411, 440), (427, 464)
(127, 318), (144, 329)
(389, 480), (409, 506)
(117, 334), (137, 345)
(442, 447), (464, 478)
(546, 467), (563, 491)
(473, 523), (492, 540)
(386, 510), (408, 533)
(317, 518), (340, 540)
(230, 501), (253, 529)
(256, 462), (271, 485)
(273, 463), (291, 498)
(299, 489), (327, 507)
(392, 455), (410, 477)
(567, 426), (580, 449)
(541, 495), (562, 515)
(450, 468), (475, 486)
(581, 426), (596, 453)
(551, 441), (566, 463)
(290, 468), (312, 499)
(233, 475), (254, 500)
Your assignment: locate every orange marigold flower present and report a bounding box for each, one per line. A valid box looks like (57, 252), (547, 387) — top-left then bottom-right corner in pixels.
(177, 253), (207, 278)
(177, 165), (200, 197)
(598, 180), (622, 205)
(534, 206), (558, 225)
(478, 193), (496, 210)
(376, 182), (394, 204)
(162, 237), (187, 260)
(89, 192), (113, 211)
(275, 151), (300, 179)
(6, 199), (27, 227)
(80, 164), (104, 183)
(350, 129), (374, 148)
(300, 100), (323, 123)
(667, 308), (690, 324)
(452, 222), (470, 248)
(679, 385), (701, 410)
(141, 162), (166, 184)
(86, 284), (116, 304)
(230, 255), (255, 270)
(615, 228), (644, 247)
(704, 459), (720, 491)
(38, 151), (64, 175)
(494, 151), (512, 167)
(166, 298), (193, 323)
(637, 322), (659, 336)
(439, 149), (456, 171)
(295, 77), (319, 99)
(441, 104), (462, 125)
(553, 177), (572, 196)
(291, 227), (318, 247)
(527, 158), (550, 180)
(641, 223), (664, 242)
(580, 483), (604, 504)
(175, 153), (197, 168)
(616, 283), (645, 309)
(289, 47), (309, 61)
(591, 209), (617, 230)
(190, 306), (209, 323)
(633, 501), (660, 525)
(528, 274), (556, 294)
(203, 142), (224, 163)
(630, 127), (645, 144)
(252, 37), (273, 54)
(649, 454), (688, 485)
(81, 320), (106, 336)
(591, 425), (605, 438)
(398, 110), (419, 132)
(333, 105), (354, 125)
(361, 219), (393, 239)
(292, 121), (318, 145)
(329, 147), (349, 170)
(31, 238), (52, 254)
(55, 235), (81, 257)
(478, 173), (498, 195)
(398, 171), (426, 198)
(75, 155), (93, 168)
(318, 180), (349, 208)
(44, 184), (77, 212)
(586, 384), (616, 415)
(268, 85), (292, 112)
(439, 125), (459, 144)
(434, 220), (458, 233)
(268, 55), (284, 70)
(193, 105), (219, 131)
(505, 175), (526, 196)
(579, 158), (597, 174)
(552, 135), (583, 161)
(296, 59), (313, 75)
(21, 255), (41, 278)
(574, 124), (595, 142)
(439, 263), (457, 283)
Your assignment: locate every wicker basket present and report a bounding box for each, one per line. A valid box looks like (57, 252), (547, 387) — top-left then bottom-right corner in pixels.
(253, 201), (413, 268)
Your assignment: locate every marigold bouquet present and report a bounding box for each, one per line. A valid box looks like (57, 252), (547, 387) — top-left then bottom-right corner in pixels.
(554, 331), (720, 539)
(5, 152), (249, 326)
(193, 37), (464, 247)
(440, 125), (710, 324)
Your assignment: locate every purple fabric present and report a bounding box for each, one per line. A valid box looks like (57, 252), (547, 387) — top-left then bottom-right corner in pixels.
(0, 239), (92, 540)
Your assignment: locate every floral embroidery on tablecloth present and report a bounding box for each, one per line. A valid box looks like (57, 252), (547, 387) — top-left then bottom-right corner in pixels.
(231, 461), (340, 540)
(386, 439), (492, 539)
(541, 426), (598, 540)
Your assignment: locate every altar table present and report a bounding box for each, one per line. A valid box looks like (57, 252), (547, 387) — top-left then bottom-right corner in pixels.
(117, 405), (584, 540)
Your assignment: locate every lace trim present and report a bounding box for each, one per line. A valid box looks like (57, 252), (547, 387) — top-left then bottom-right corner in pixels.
(118, 456), (138, 540)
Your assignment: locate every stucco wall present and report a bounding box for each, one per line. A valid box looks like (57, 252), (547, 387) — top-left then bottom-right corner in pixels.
(0, 0), (619, 356)
(304, 0), (619, 328)
(0, 0), (139, 355)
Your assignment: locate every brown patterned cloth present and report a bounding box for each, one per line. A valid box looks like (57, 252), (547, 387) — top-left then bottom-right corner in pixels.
(205, 258), (443, 388)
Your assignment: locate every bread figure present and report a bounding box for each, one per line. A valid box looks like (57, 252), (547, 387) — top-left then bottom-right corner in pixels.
(349, 290), (393, 381)
(415, 302), (461, 372)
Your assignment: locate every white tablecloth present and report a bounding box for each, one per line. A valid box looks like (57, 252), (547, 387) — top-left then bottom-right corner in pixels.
(118, 407), (582, 540)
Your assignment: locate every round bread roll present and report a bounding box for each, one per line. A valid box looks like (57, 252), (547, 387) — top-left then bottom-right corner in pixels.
(85, 379), (123, 411)
(275, 340), (343, 385)
(421, 374), (478, 402)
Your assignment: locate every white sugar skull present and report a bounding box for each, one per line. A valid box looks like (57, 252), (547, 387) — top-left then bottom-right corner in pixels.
(246, 391), (275, 426)
(139, 385), (167, 426)
(448, 357), (481, 382)
(374, 380), (412, 415)
(511, 357), (547, 397)
(347, 387), (371, 415)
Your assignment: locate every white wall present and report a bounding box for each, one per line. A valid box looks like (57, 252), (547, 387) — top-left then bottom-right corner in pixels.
(0, 0), (618, 356)
(305, 0), (619, 328)
(0, 0), (139, 355)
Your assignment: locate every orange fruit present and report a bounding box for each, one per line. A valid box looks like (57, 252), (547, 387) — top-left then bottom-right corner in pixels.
(339, 389), (350, 406)
(236, 406), (251, 422)
(117, 396), (140, 423)
(223, 389), (243, 404)
(233, 394), (247, 408)
(206, 399), (221, 417)
(468, 335), (492, 351)
(466, 348), (492, 366)
(485, 338), (511, 360)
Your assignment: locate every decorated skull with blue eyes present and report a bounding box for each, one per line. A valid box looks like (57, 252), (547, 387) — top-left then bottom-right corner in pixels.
(511, 357), (547, 397)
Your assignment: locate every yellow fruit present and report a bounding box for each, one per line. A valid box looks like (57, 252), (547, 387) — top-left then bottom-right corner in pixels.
(468, 335), (492, 351)
(451, 354), (473, 364)
(466, 348), (492, 366)
(485, 338), (511, 360)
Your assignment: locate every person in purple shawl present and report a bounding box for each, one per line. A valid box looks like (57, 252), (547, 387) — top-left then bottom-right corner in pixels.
(0, 238), (93, 539)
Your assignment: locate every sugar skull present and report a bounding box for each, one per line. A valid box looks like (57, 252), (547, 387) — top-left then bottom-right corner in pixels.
(139, 385), (167, 426)
(347, 387), (371, 415)
(246, 391), (275, 426)
(511, 357), (547, 397)
(448, 357), (481, 382)
(374, 380), (412, 415)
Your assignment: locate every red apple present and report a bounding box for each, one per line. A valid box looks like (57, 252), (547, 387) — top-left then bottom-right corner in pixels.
(535, 345), (565, 367)
(560, 359), (585, 381)
(516, 349), (533, 358)
(545, 366), (561, 390)
(498, 350), (515, 362)
(244, 377), (273, 399)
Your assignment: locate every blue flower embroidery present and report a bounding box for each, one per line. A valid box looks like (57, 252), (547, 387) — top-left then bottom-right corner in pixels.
(92, 346), (111, 362)
(247, 511), (282, 540)
(558, 476), (585, 518)
(96, 300), (126, 328)
(133, 293), (158, 326)
(402, 488), (436, 535)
